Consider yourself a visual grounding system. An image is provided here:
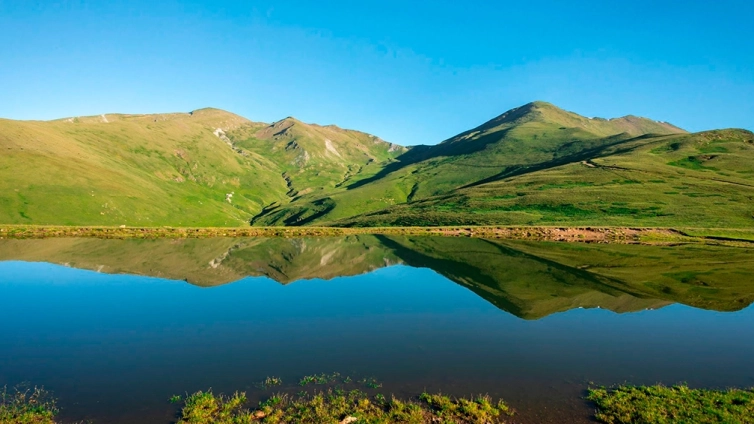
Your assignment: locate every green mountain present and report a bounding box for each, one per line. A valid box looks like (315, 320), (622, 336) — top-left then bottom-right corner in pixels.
(2, 101), (751, 228)
(335, 128), (754, 227)
(229, 116), (405, 198)
(252, 101), (717, 226)
(0, 109), (402, 226)
(2, 236), (753, 318)
(258, 102), (752, 228)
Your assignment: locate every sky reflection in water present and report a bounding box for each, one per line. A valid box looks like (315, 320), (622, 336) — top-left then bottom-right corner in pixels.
(1, 237), (753, 423)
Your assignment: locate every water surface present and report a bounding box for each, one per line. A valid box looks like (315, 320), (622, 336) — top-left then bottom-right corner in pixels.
(1, 236), (753, 423)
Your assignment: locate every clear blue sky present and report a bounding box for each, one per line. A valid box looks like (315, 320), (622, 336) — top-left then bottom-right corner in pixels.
(1, 0), (752, 145)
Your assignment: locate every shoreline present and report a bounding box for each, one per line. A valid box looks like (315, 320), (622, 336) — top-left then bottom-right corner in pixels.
(3, 383), (752, 424)
(1, 225), (753, 245)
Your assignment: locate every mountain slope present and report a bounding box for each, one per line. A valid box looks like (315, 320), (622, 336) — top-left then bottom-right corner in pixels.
(335, 129), (754, 227)
(2, 101), (749, 229)
(253, 101), (688, 225)
(0, 108), (287, 225)
(225, 117), (406, 224)
(0, 109), (402, 226)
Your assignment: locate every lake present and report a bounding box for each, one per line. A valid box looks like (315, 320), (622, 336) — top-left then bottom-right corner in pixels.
(1, 236), (753, 423)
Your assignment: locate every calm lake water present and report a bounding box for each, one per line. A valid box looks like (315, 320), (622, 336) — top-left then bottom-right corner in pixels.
(1, 236), (753, 423)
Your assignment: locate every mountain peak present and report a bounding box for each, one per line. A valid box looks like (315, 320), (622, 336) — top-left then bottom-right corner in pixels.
(475, 101), (567, 129)
(523, 100), (558, 109)
(467, 101), (686, 139)
(272, 116), (302, 126)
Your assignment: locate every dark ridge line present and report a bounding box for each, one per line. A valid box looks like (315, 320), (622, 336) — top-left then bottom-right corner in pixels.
(459, 133), (648, 189)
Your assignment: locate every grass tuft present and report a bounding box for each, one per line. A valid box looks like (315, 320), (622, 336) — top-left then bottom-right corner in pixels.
(177, 390), (252, 424)
(176, 389), (514, 423)
(587, 384), (754, 424)
(0, 386), (58, 424)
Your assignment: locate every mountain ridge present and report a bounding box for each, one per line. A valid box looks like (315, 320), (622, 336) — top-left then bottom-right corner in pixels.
(1, 101), (751, 228)
(7, 101), (686, 144)
(251, 101), (705, 226)
(332, 128), (754, 227)
(440, 101), (686, 147)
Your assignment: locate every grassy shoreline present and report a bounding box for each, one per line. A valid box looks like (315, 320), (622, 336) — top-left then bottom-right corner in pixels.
(176, 389), (513, 424)
(3, 384), (753, 424)
(587, 385), (754, 424)
(2, 224), (753, 245)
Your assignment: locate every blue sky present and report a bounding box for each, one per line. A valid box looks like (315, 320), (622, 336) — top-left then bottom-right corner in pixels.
(1, 0), (752, 145)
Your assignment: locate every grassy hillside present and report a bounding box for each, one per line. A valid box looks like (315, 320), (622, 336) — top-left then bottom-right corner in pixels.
(253, 102), (693, 226)
(336, 129), (754, 227)
(0, 109), (401, 226)
(2, 101), (750, 228)
(226, 117), (406, 225)
(230, 117), (405, 196)
(0, 109), (285, 226)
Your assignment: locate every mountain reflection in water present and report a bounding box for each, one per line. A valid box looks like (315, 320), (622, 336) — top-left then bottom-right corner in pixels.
(1, 235), (752, 319)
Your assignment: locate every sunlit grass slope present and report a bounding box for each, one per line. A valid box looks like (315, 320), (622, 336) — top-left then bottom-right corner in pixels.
(3, 101), (750, 228)
(254, 102), (694, 226)
(0, 109), (402, 226)
(335, 129), (754, 227)
(0, 108), (288, 226)
(230, 117), (405, 198)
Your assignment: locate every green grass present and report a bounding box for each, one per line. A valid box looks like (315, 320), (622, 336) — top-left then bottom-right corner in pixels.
(3, 381), (754, 423)
(176, 389), (514, 424)
(668, 156), (718, 171)
(0, 109), (401, 227)
(0, 110), (286, 227)
(253, 102), (696, 226)
(176, 390), (251, 424)
(229, 117), (404, 201)
(587, 385), (754, 424)
(4, 102), (752, 229)
(677, 228), (754, 242)
(0, 386), (58, 424)
(299, 373), (343, 386)
(333, 129), (754, 228)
